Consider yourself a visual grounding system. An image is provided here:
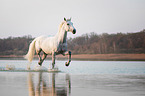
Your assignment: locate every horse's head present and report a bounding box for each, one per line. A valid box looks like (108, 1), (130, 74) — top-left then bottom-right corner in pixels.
(64, 17), (76, 34)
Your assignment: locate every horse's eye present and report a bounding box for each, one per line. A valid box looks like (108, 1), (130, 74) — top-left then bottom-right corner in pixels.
(67, 23), (70, 25)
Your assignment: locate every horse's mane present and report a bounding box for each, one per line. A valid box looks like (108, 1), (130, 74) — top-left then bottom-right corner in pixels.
(58, 21), (65, 32)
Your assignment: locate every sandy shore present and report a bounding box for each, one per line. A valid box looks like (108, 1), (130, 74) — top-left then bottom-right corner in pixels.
(71, 54), (145, 61)
(0, 54), (145, 61)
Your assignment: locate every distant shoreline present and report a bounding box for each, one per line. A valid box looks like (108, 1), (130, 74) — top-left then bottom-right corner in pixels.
(71, 54), (145, 61)
(0, 54), (145, 61)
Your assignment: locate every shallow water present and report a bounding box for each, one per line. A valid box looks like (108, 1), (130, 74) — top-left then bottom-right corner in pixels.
(0, 59), (145, 96)
(1, 60), (145, 74)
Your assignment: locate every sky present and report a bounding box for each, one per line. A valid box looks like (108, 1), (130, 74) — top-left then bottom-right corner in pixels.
(0, 0), (145, 38)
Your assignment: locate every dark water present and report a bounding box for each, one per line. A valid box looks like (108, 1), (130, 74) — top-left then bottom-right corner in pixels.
(0, 60), (145, 96)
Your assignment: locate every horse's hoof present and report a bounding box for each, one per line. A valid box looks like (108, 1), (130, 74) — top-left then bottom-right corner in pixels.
(48, 67), (59, 72)
(35, 65), (47, 71)
(65, 62), (70, 67)
(38, 62), (42, 66)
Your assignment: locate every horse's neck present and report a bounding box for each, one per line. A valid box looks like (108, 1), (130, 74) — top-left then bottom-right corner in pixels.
(55, 26), (67, 44)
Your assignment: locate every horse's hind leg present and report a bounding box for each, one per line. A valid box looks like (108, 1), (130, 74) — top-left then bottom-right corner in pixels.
(40, 52), (47, 65)
(37, 49), (47, 66)
(36, 49), (42, 66)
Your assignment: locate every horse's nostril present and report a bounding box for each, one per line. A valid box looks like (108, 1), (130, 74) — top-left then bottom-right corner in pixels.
(73, 29), (76, 34)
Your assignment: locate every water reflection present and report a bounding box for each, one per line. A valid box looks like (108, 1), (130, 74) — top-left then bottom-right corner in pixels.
(28, 72), (71, 96)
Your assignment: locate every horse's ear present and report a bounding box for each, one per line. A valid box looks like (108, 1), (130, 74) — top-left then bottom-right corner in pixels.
(64, 17), (66, 21)
(67, 17), (71, 21)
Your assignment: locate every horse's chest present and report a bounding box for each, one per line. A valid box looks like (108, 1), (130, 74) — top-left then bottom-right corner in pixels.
(57, 43), (67, 53)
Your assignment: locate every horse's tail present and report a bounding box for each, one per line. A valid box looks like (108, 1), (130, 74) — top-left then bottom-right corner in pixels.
(24, 39), (36, 62)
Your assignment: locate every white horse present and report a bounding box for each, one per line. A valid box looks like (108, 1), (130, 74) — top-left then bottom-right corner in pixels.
(25, 18), (76, 69)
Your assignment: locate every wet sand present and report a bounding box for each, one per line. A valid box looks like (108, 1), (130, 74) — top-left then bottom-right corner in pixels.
(1, 54), (145, 61)
(71, 54), (145, 61)
(0, 72), (145, 96)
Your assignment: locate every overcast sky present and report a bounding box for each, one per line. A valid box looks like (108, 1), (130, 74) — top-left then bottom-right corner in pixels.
(0, 0), (145, 38)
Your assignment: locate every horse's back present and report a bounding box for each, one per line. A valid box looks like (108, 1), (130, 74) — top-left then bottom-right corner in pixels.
(35, 35), (47, 41)
(35, 35), (56, 54)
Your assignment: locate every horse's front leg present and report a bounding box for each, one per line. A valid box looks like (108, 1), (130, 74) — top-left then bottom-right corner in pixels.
(52, 52), (56, 69)
(64, 51), (71, 66)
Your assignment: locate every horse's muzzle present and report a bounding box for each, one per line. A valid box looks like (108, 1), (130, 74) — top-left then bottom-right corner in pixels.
(72, 29), (76, 34)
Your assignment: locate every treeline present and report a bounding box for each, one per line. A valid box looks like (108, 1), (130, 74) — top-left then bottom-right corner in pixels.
(0, 35), (33, 55)
(68, 29), (145, 54)
(0, 30), (145, 55)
